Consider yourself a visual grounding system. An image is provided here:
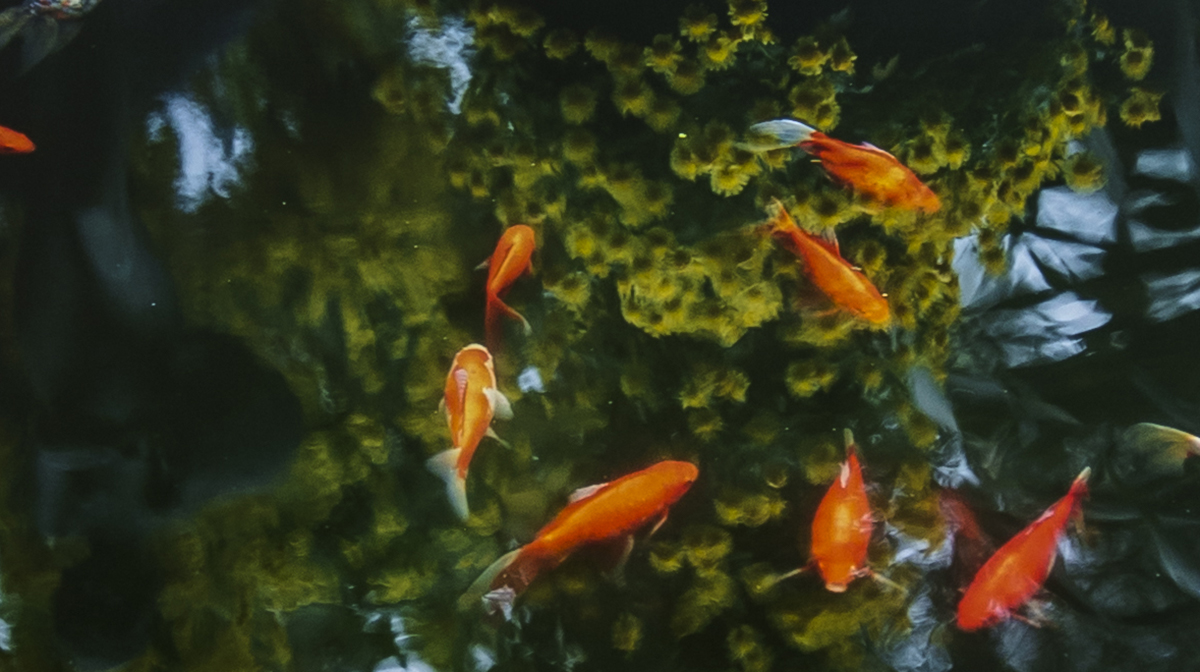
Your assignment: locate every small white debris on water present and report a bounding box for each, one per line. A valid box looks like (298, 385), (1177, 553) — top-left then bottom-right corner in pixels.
(406, 15), (475, 114)
(517, 366), (545, 393)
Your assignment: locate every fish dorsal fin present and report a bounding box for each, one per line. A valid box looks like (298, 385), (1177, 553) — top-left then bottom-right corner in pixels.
(860, 142), (898, 159)
(817, 228), (841, 257)
(593, 534), (636, 584)
(568, 482), (610, 503)
(454, 368), (470, 406)
(485, 387), (514, 420)
(839, 460), (851, 488)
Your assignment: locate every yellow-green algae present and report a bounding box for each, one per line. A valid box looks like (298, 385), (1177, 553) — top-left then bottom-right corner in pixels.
(0, 0), (1170, 669)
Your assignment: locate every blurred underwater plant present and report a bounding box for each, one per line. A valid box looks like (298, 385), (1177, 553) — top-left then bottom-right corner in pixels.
(0, 0), (1196, 670)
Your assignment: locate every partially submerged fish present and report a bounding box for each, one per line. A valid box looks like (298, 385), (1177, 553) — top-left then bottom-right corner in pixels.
(1113, 422), (1200, 483)
(0, 0), (101, 70)
(463, 460), (698, 616)
(426, 344), (512, 520)
(810, 429), (875, 592)
(483, 224), (535, 352)
(745, 119), (941, 213)
(763, 198), (890, 325)
(956, 468), (1091, 630)
(0, 124), (34, 154)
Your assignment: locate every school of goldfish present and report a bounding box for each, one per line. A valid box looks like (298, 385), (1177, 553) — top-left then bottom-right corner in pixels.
(3, 89), (1149, 639)
(432, 195), (1118, 636)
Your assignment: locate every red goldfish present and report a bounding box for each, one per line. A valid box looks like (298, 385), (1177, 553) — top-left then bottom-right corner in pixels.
(0, 125), (34, 154)
(745, 119), (940, 213)
(426, 344), (512, 520)
(483, 224), (535, 352)
(810, 429), (875, 592)
(956, 467), (1091, 631)
(463, 460), (699, 615)
(763, 198), (890, 325)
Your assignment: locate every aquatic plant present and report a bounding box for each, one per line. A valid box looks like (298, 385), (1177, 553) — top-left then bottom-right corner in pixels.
(0, 0), (1172, 669)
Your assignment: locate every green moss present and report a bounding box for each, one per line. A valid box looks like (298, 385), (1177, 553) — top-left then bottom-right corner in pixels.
(0, 0), (1136, 667)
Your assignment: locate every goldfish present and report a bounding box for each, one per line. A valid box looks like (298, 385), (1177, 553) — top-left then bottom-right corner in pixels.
(809, 429), (876, 592)
(744, 119), (941, 213)
(463, 460), (699, 616)
(426, 344), (512, 520)
(939, 488), (993, 589)
(0, 125), (35, 154)
(763, 198), (890, 325)
(483, 224), (535, 352)
(956, 467), (1091, 631)
(1114, 423), (1200, 483)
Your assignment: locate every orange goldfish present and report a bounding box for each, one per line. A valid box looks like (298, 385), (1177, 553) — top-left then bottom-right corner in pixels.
(763, 198), (890, 325)
(809, 429), (875, 592)
(745, 119), (940, 213)
(463, 460), (699, 615)
(483, 224), (535, 352)
(426, 344), (512, 520)
(0, 125), (34, 154)
(956, 467), (1091, 631)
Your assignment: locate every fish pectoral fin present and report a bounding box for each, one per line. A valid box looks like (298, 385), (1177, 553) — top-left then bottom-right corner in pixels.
(815, 228), (841, 257)
(485, 426), (511, 448)
(592, 534), (635, 584)
(485, 387), (514, 420)
(776, 566), (810, 582)
(648, 511), (669, 538)
(475, 258), (491, 271)
(865, 568), (907, 595)
(1009, 607), (1048, 629)
(568, 482), (609, 503)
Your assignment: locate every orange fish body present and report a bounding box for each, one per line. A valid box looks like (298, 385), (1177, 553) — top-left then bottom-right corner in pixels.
(746, 119), (940, 213)
(764, 198), (890, 325)
(484, 224), (536, 351)
(426, 344), (512, 520)
(465, 460), (699, 613)
(0, 125), (35, 154)
(956, 468), (1091, 631)
(810, 430), (874, 592)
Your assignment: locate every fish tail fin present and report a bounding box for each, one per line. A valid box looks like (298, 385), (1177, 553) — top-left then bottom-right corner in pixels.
(741, 119), (817, 152)
(762, 197), (797, 235)
(843, 428), (857, 456)
(1068, 467), (1091, 530)
(485, 294), (530, 351)
(1070, 467), (1091, 498)
(426, 448), (469, 520)
(460, 546), (550, 616)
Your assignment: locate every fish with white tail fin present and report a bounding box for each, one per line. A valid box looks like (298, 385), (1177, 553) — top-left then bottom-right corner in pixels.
(461, 460), (699, 616)
(426, 344), (512, 520)
(744, 118), (940, 213)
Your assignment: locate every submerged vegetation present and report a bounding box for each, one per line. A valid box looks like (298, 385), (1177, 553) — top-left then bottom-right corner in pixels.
(0, 0), (1175, 669)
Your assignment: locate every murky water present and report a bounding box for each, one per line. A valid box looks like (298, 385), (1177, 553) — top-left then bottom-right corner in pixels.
(0, 0), (1198, 670)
